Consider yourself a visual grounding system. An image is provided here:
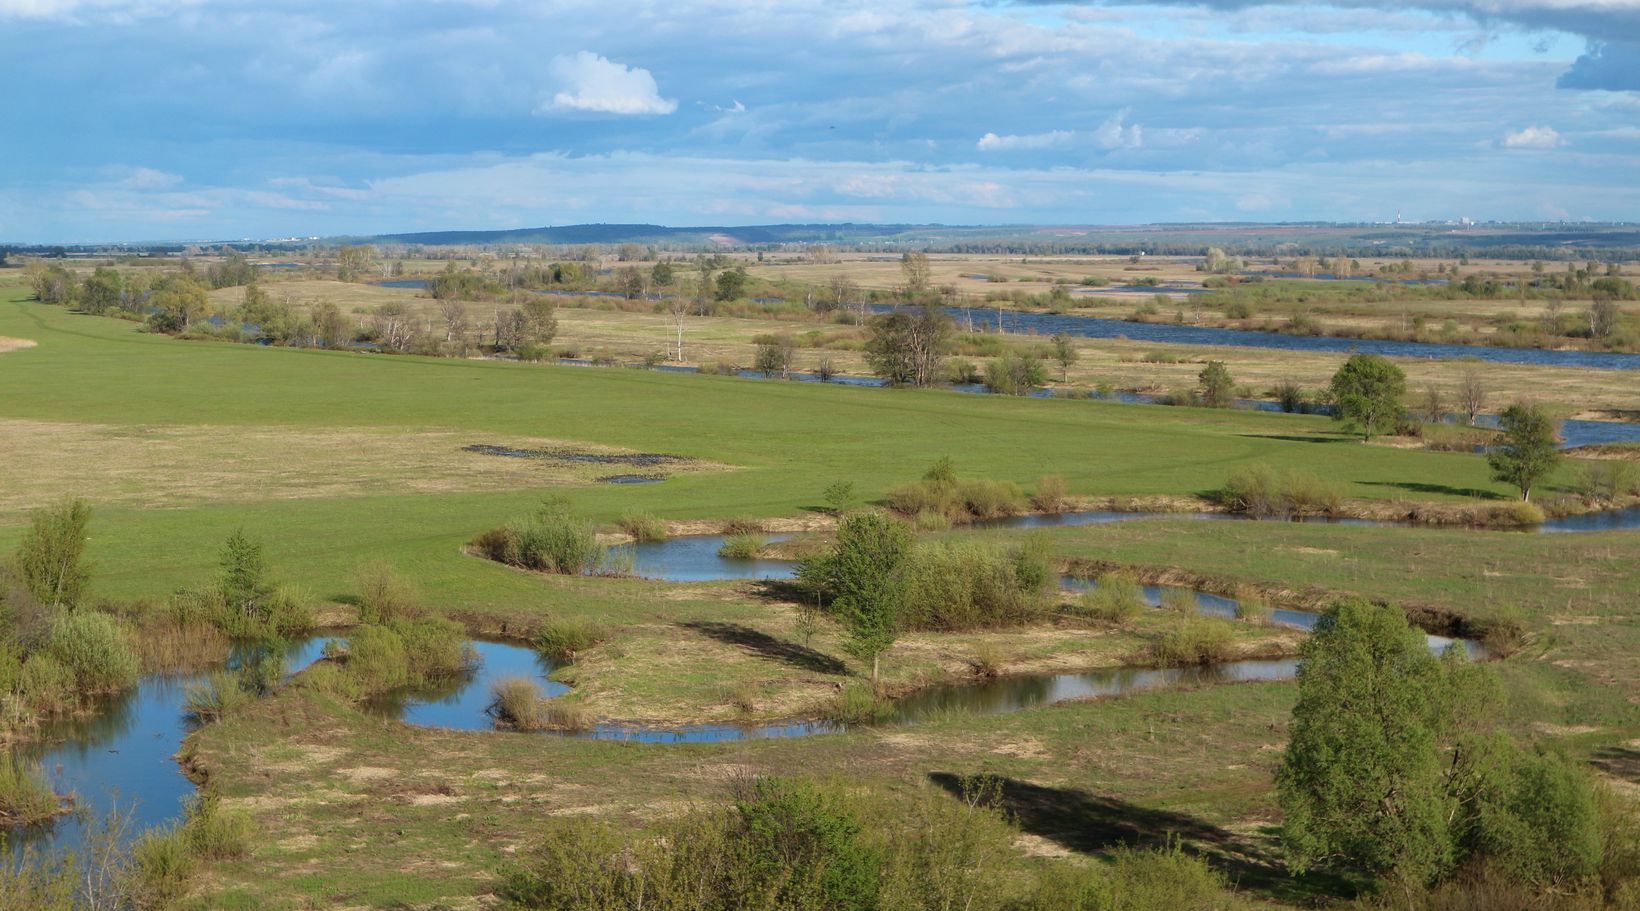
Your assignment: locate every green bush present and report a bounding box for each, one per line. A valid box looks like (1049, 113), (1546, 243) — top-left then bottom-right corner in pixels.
(617, 511), (668, 543)
(490, 676), (547, 730)
(0, 754), (61, 825)
(535, 618), (610, 663)
(1148, 616), (1235, 666)
(1031, 474), (1068, 513)
(897, 540), (1050, 631)
(390, 616), (477, 683)
(1159, 587), (1198, 615)
(1219, 464), (1343, 517)
(133, 825), (197, 908)
(1233, 585), (1272, 622)
(343, 623), (410, 694)
(183, 669), (256, 722)
(355, 560), (420, 624)
(501, 512), (604, 575)
(16, 653), (76, 714)
(717, 533), (766, 560)
(1466, 744), (1602, 888)
(184, 793), (252, 859)
(1072, 572), (1147, 624)
(43, 611), (139, 693)
(829, 682), (893, 725)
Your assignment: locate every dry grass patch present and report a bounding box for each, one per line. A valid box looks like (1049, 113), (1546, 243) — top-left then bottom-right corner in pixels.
(0, 418), (730, 512)
(0, 336), (36, 353)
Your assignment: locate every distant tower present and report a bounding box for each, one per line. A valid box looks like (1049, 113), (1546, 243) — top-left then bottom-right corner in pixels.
(1395, 209), (1402, 225)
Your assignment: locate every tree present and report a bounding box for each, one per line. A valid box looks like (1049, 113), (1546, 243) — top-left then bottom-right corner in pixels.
(1487, 403), (1560, 502)
(312, 302), (353, 348)
(1419, 384), (1446, 425)
(827, 275), (860, 314)
(1277, 599), (1464, 886)
(516, 297), (558, 346)
(335, 245), (374, 282)
(439, 299), (469, 344)
(666, 295), (689, 361)
(148, 272), (209, 332)
(1197, 360), (1234, 408)
(219, 529), (272, 620)
(1328, 354), (1405, 440)
(984, 351), (1046, 396)
(370, 302), (416, 351)
(617, 266), (646, 300)
(715, 266), (749, 302)
(650, 261), (675, 288)
(900, 252), (931, 296)
(1458, 368), (1487, 425)
(1589, 299), (1619, 338)
(79, 267), (124, 315)
(1048, 333), (1078, 382)
(753, 334), (796, 378)
(796, 513), (911, 686)
(864, 303), (950, 387)
(13, 498), (92, 608)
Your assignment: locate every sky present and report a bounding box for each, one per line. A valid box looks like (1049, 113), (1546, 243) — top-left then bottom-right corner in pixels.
(1, 0), (1636, 243)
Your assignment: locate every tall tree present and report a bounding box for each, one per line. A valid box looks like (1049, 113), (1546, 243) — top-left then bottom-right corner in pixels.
(900, 252), (931, 296)
(797, 513), (911, 686)
(1458, 368), (1487, 426)
(1048, 333), (1078, 382)
(864, 303), (949, 387)
(1487, 403), (1561, 502)
(1328, 354), (1405, 440)
(13, 498), (92, 608)
(1198, 360), (1234, 408)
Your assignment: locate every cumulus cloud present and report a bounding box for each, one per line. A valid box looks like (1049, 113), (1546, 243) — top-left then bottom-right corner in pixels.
(1502, 125), (1563, 148)
(977, 113), (1140, 152)
(544, 51), (676, 115)
(977, 129), (1076, 150)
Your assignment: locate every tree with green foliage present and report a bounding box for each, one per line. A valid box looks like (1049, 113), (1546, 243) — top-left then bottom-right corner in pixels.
(147, 272), (210, 332)
(13, 498), (92, 609)
(79, 266), (124, 315)
(1328, 353), (1405, 440)
(984, 351), (1047, 395)
(753, 334), (796, 379)
(1197, 360), (1234, 408)
(1048, 333), (1078, 382)
(1279, 598), (1602, 893)
(796, 512), (912, 685)
(714, 266), (749, 302)
(864, 303), (950, 387)
(1487, 403), (1561, 501)
(219, 530), (272, 621)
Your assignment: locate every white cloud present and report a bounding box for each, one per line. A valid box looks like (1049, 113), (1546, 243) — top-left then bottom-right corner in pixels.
(1502, 125), (1563, 148)
(977, 130), (1076, 151)
(544, 51), (676, 116)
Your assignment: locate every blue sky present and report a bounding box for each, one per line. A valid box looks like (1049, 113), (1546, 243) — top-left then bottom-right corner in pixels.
(1, 0), (1636, 243)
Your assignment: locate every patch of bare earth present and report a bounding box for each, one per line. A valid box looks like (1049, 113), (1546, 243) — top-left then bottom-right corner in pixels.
(0, 337), (36, 354)
(0, 419), (730, 512)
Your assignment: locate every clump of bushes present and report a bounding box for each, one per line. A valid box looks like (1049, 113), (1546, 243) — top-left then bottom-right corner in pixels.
(182, 669), (258, 722)
(130, 791), (252, 907)
(1030, 474), (1069, 513)
(323, 617), (477, 698)
(1148, 615), (1235, 666)
(0, 754), (64, 825)
(474, 501), (609, 575)
(535, 618), (610, 663)
(500, 776), (1248, 911)
(1159, 587), (1198, 615)
(896, 539), (1052, 631)
(490, 676), (548, 730)
(355, 561), (420, 624)
(829, 682), (894, 724)
(1072, 572), (1147, 624)
(617, 511), (668, 543)
(884, 459), (1026, 524)
(717, 533), (766, 560)
(1218, 464), (1343, 518)
(1234, 585), (1272, 622)
(41, 611), (140, 694)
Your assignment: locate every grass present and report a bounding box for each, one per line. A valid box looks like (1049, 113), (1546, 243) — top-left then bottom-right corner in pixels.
(0, 754), (64, 825)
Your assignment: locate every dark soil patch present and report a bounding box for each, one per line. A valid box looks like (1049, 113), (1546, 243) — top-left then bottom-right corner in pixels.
(463, 444), (693, 466)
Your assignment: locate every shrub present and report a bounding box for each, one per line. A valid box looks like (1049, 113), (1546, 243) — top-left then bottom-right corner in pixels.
(535, 618), (610, 662)
(16, 653), (76, 714)
(1576, 459), (1640, 501)
(829, 681), (893, 724)
(1031, 474), (1068, 513)
(897, 540), (1050, 631)
(391, 616), (477, 683)
(721, 516), (766, 535)
(912, 510), (952, 532)
(132, 826), (197, 908)
(13, 498), (92, 608)
(43, 611), (139, 693)
(541, 698), (591, 731)
(1274, 380), (1306, 413)
(1148, 616), (1235, 666)
(490, 676), (547, 730)
(822, 480), (858, 514)
(1159, 587), (1198, 615)
(1495, 501), (1546, 527)
(1234, 585), (1272, 622)
(1481, 604), (1529, 658)
(183, 793), (251, 859)
(617, 511), (667, 543)
(501, 512), (604, 575)
(343, 623), (410, 693)
(182, 669), (255, 722)
(717, 533), (766, 560)
(355, 560), (420, 624)
(0, 754), (61, 825)
(1074, 572), (1147, 624)
(1219, 464), (1342, 517)
(1467, 744), (1603, 888)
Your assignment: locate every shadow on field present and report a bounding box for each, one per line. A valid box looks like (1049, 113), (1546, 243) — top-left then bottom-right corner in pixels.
(748, 578), (817, 604)
(1590, 745), (1640, 784)
(1360, 480), (1505, 500)
(1236, 433), (1356, 444)
(926, 772), (1351, 902)
(678, 620), (846, 675)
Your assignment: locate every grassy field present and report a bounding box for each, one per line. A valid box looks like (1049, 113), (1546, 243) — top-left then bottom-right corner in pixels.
(6, 273), (1640, 909)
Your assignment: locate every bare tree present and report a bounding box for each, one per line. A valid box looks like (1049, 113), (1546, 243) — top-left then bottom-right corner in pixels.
(1458, 367), (1487, 425)
(666, 294), (689, 361)
(900, 251), (931, 296)
(439, 299), (468, 343)
(1589, 300), (1620, 338)
(1420, 384), (1446, 424)
(371, 302), (414, 351)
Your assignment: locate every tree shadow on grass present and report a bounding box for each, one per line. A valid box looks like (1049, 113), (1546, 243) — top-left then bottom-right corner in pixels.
(1590, 745), (1640, 784)
(677, 620), (846, 675)
(1358, 480), (1506, 500)
(1235, 433), (1358, 444)
(926, 772), (1356, 902)
(747, 578), (816, 605)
